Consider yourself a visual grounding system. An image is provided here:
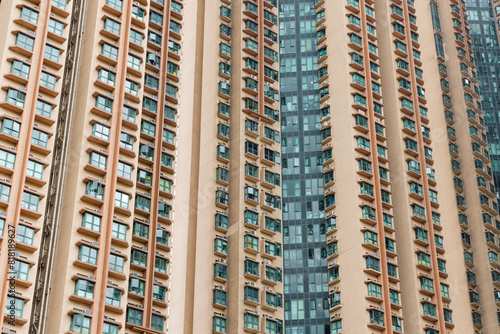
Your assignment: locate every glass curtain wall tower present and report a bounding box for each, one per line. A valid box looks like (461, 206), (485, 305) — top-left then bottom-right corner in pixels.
(466, 0), (500, 199)
(279, 1), (330, 334)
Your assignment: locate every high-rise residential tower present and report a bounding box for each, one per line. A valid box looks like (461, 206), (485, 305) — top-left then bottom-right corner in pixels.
(278, 0), (500, 333)
(0, 0), (282, 333)
(0, 0), (499, 334)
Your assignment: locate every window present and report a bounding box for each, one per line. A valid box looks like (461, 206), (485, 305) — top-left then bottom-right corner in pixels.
(137, 169), (152, 186)
(132, 6), (145, 21)
(214, 214), (228, 231)
(244, 286), (259, 303)
(367, 282), (382, 298)
(136, 195), (151, 212)
(74, 279), (95, 299)
(163, 128), (175, 145)
(364, 230), (378, 245)
(15, 225), (33, 246)
(141, 120), (156, 136)
(5, 296), (24, 319)
(111, 222), (127, 240)
(151, 314), (164, 331)
(156, 229), (169, 246)
(6, 89), (25, 108)
(417, 252), (431, 267)
(265, 240), (281, 257)
(114, 191), (129, 209)
(166, 83), (177, 98)
(34, 101), (52, 119)
(13, 260), (30, 281)
(244, 313), (259, 330)
(244, 186), (258, 202)
(120, 133), (134, 150)
(130, 29), (143, 45)
(98, 68), (115, 86)
(32, 129), (49, 148)
(390, 289), (399, 305)
(265, 217), (281, 233)
(133, 222), (149, 239)
(244, 234), (258, 251)
(213, 237), (227, 255)
(150, 11), (163, 25)
(1, 119), (21, 138)
(70, 314), (91, 334)
(441, 284), (450, 298)
(168, 40), (180, 54)
(78, 245), (98, 265)
(16, 33), (35, 51)
(161, 152), (173, 168)
(89, 151), (107, 170)
(331, 319), (342, 334)
(0, 149), (16, 170)
(155, 256), (168, 273)
(265, 266), (282, 282)
(45, 44), (60, 62)
(266, 319), (278, 334)
(82, 212), (101, 232)
(145, 75), (159, 91)
(101, 43), (118, 60)
(140, 98), (157, 115)
(123, 106), (136, 123)
(213, 316), (226, 333)
(366, 256), (380, 272)
(52, 0), (67, 9)
(20, 7), (39, 24)
(125, 79), (139, 96)
(103, 322), (119, 334)
(104, 287), (121, 309)
(24, 160), (43, 181)
(48, 18), (64, 36)
(213, 289), (227, 306)
(92, 123), (110, 141)
(214, 263), (227, 280)
(95, 95), (113, 113)
(117, 161), (132, 179)
(104, 18), (121, 35)
(244, 259), (259, 276)
(370, 309), (384, 326)
(148, 31), (162, 46)
(132, 249), (147, 266)
(423, 302), (436, 318)
(21, 191), (39, 212)
(11, 60), (30, 79)
(127, 308), (143, 326)
(129, 278), (145, 295)
(109, 254), (124, 273)
(153, 284), (166, 302)
(216, 190), (229, 206)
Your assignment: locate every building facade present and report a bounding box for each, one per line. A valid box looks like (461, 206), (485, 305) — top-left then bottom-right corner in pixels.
(279, 0), (500, 333)
(279, 1), (330, 334)
(0, 0), (283, 334)
(0, 0), (499, 334)
(466, 0), (500, 198)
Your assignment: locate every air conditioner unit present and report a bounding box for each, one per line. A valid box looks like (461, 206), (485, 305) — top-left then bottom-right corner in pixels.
(250, 282), (256, 287)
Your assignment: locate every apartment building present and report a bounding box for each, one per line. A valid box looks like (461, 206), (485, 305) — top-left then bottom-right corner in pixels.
(0, 0), (282, 333)
(0, 0), (499, 334)
(278, 0), (500, 333)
